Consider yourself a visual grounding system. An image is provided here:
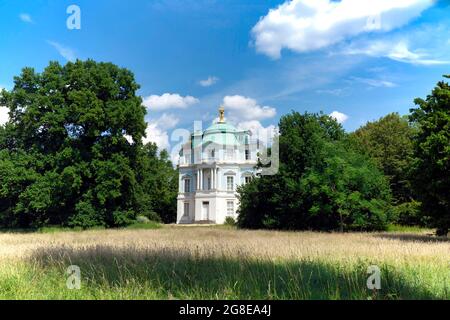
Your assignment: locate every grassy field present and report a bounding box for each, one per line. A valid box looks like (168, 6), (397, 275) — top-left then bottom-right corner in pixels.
(0, 225), (448, 300)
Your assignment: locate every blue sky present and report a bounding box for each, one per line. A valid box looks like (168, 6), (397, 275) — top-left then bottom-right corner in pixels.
(1, 0), (450, 154)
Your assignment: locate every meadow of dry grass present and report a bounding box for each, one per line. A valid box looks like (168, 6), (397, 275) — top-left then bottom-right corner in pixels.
(0, 226), (448, 300)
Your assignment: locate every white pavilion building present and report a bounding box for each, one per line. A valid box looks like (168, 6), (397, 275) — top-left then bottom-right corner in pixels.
(176, 107), (260, 224)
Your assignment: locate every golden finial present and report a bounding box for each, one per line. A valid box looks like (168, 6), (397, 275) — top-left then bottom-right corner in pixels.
(218, 106), (225, 123)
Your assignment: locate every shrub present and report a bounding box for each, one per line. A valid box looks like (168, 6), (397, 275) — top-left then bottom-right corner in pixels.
(136, 215), (151, 224)
(390, 200), (426, 227)
(126, 221), (161, 230)
(113, 210), (136, 227)
(224, 216), (236, 227)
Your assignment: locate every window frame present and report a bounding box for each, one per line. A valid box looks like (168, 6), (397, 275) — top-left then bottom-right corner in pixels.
(227, 176), (234, 191)
(227, 200), (235, 216)
(184, 202), (190, 217)
(184, 178), (191, 193)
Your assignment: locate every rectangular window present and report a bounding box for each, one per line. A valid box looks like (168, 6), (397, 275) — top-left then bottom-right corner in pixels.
(207, 178), (211, 190)
(245, 149), (250, 160)
(184, 203), (189, 217)
(227, 201), (234, 216)
(227, 176), (234, 191)
(184, 179), (191, 193)
(245, 176), (252, 184)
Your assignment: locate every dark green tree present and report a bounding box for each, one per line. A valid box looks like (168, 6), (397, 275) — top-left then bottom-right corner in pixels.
(350, 113), (415, 203)
(135, 143), (178, 223)
(237, 112), (391, 231)
(299, 141), (392, 231)
(350, 113), (422, 226)
(0, 60), (150, 228)
(410, 75), (450, 236)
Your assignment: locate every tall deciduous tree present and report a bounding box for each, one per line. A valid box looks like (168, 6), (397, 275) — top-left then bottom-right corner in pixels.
(410, 75), (450, 236)
(350, 113), (415, 203)
(135, 144), (178, 224)
(237, 112), (391, 231)
(0, 60), (178, 228)
(349, 113), (424, 226)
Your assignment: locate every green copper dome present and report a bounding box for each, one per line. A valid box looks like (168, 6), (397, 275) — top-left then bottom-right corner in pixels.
(204, 122), (238, 133)
(190, 107), (249, 148)
(203, 133), (240, 147)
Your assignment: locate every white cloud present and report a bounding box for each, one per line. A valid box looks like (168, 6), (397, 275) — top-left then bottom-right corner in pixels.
(349, 76), (396, 88)
(155, 113), (180, 130)
(19, 13), (33, 23)
(329, 111), (349, 124)
(237, 120), (278, 145)
(123, 134), (134, 144)
(316, 88), (349, 96)
(0, 107), (9, 126)
(142, 113), (180, 151)
(222, 95), (276, 121)
(47, 41), (76, 62)
(252, 0), (435, 59)
(344, 40), (449, 65)
(143, 123), (170, 150)
(199, 76), (219, 87)
(142, 93), (199, 111)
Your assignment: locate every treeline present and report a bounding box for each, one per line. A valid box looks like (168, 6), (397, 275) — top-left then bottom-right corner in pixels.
(238, 76), (450, 236)
(1, 60), (448, 235)
(0, 60), (178, 229)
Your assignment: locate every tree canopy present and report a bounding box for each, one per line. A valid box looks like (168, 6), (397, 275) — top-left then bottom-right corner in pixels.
(0, 60), (177, 228)
(237, 112), (392, 231)
(350, 113), (415, 203)
(349, 113), (424, 226)
(409, 75), (450, 236)
(1, 60), (448, 235)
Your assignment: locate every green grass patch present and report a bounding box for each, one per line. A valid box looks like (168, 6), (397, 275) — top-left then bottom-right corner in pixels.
(38, 226), (83, 234)
(386, 224), (431, 233)
(38, 226), (106, 233)
(1, 223), (161, 234)
(125, 221), (162, 230)
(0, 227), (447, 300)
(1, 246), (448, 300)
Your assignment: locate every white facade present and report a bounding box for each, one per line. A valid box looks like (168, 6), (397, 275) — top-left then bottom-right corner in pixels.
(176, 108), (259, 224)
